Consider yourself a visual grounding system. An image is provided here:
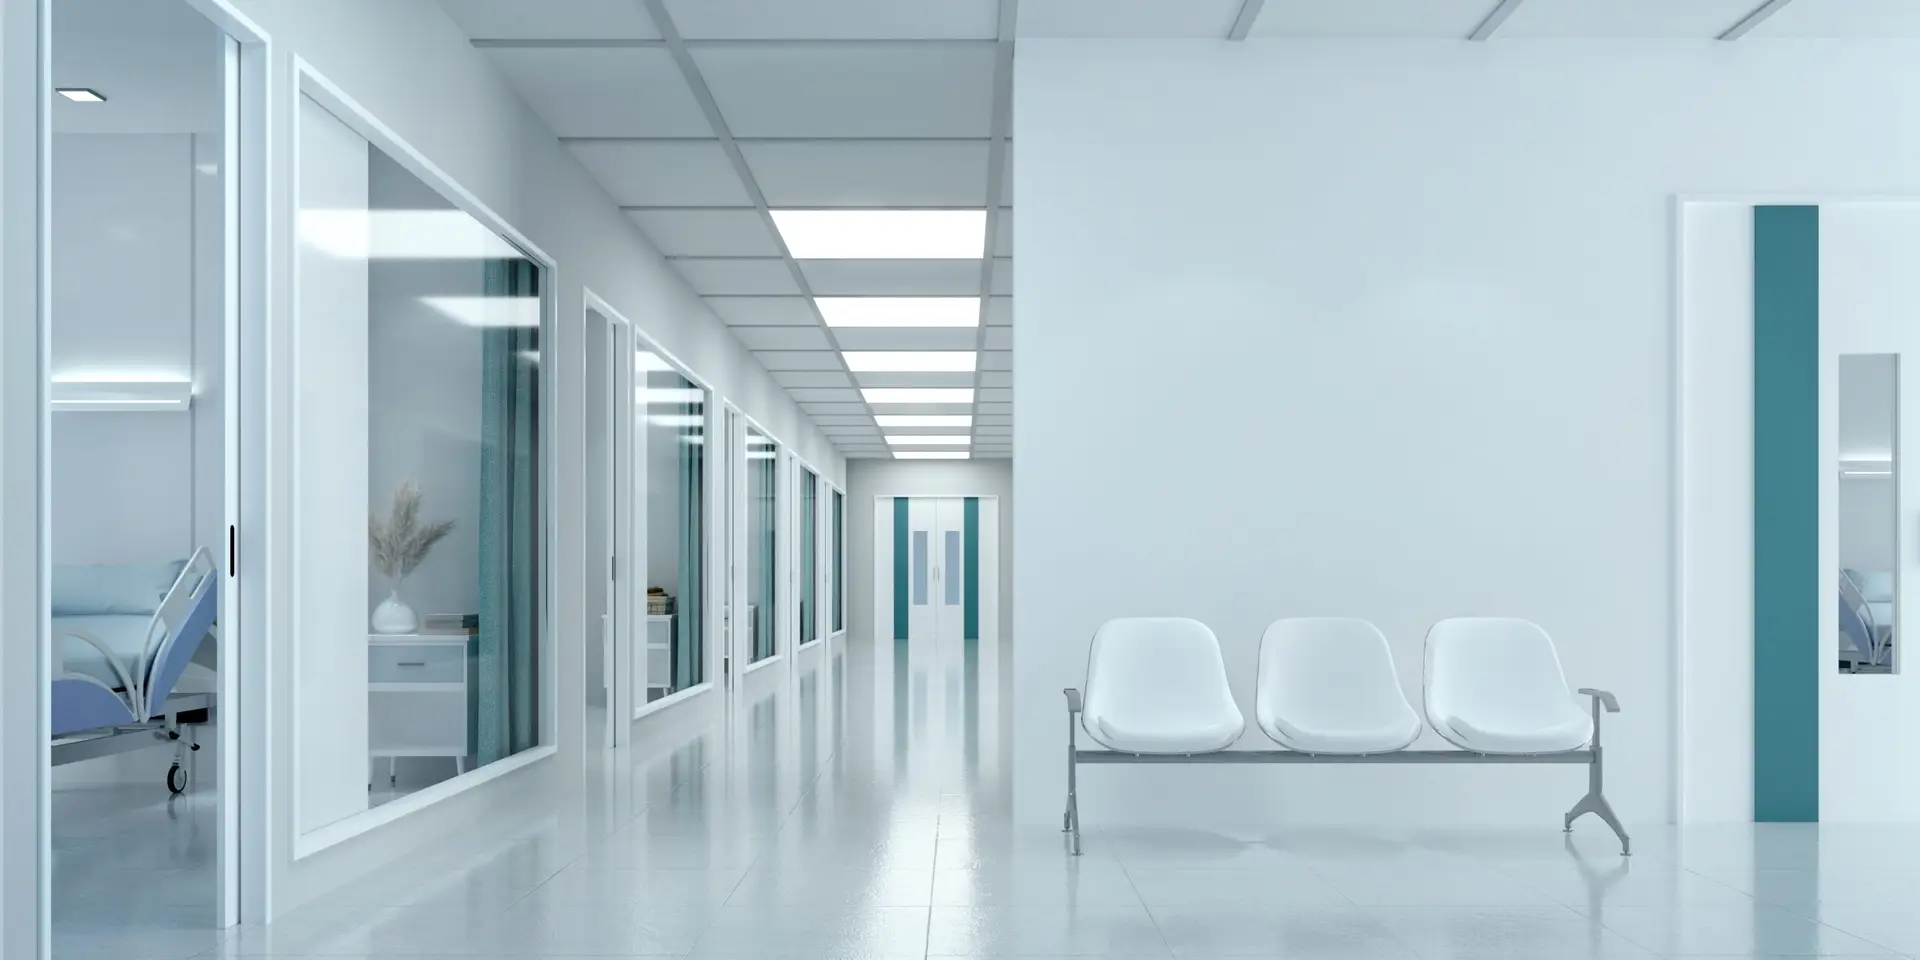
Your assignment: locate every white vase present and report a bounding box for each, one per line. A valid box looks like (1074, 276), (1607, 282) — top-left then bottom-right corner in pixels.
(371, 588), (419, 635)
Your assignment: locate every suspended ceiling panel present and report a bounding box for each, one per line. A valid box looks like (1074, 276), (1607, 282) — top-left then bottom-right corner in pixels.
(439, 0), (661, 41)
(691, 43), (998, 139)
(1499, 0), (1771, 37)
(664, 0), (1000, 40)
(1016, 0), (1245, 37)
(1251, 0), (1498, 37)
(479, 48), (709, 137)
(739, 140), (993, 208)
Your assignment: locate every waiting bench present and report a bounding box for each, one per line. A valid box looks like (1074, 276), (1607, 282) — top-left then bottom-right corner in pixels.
(1062, 617), (1627, 856)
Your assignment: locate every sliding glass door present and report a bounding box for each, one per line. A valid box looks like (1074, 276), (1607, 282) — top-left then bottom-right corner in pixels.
(747, 426), (778, 664)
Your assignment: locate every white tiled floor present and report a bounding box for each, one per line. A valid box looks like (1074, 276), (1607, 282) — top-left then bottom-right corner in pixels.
(50, 633), (1920, 958)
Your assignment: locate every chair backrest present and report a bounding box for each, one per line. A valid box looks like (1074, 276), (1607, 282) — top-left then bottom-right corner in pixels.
(1256, 618), (1412, 730)
(1423, 618), (1575, 729)
(1083, 617), (1239, 728)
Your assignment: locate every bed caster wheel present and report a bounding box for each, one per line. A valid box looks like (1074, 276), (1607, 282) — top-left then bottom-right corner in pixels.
(166, 764), (187, 795)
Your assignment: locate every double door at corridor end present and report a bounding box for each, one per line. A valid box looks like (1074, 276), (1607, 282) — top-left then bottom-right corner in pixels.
(874, 497), (998, 642)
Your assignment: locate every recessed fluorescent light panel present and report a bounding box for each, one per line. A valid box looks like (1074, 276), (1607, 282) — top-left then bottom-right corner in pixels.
(843, 352), (976, 373)
(815, 297), (979, 328)
(885, 435), (971, 446)
(894, 451), (970, 460)
(862, 388), (974, 405)
(422, 296), (541, 328)
(875, 415), (972, 428)
(771, 210), (986, 259)
(57, 88), (106, 102)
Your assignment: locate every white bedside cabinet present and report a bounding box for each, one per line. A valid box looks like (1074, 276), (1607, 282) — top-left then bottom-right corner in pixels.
(641, 614), (674, 705)
(368, 634), (469, 785)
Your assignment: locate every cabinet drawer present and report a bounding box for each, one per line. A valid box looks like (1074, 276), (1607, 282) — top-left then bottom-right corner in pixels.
(369, 642), (465, 684)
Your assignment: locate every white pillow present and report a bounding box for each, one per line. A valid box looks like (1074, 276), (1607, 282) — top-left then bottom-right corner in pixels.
(52, 561), (185, 617)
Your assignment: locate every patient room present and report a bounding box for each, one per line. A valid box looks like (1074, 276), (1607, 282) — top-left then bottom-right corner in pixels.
(1840, 354), (1897, 674)
(48, 0), (229, 947)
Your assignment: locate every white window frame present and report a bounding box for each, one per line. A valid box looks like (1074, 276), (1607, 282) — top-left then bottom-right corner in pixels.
(286, 58), (559, 861)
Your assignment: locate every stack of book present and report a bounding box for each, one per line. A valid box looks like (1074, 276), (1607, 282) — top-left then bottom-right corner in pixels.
(647, 588), (674, 616)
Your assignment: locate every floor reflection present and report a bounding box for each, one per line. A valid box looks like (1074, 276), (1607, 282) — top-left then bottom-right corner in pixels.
(104, 632), (1920, 959)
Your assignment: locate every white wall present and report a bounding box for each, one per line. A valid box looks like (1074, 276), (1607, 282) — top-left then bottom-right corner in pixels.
(293, 98), (372, 835)
(236, 0), (844, 916)
(847, 459), (1012, 643)
(1014, 41), (1920, 830)
(1820, 202), (1920, 821)
(50, 134), (197, 565)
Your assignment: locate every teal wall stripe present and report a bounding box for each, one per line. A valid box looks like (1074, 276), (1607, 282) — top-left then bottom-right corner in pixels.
(963, 497), (980, 640)
(892, 497), (910, 641)
(1753, 204), (1821, 823)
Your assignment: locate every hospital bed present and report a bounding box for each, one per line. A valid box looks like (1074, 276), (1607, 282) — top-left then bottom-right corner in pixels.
(50, 549), (218, 795)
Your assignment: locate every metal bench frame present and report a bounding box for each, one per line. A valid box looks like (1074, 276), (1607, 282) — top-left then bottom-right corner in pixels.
(1062, 686), (1629, 857)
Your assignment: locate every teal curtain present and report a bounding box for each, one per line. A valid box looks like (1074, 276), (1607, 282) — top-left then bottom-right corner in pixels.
(832, 490), (844, 633)
(676, 403), (704, 689)
(749, 441), (777, 660)
(801, 471), (816, 644)
(475, 257), (540, 764)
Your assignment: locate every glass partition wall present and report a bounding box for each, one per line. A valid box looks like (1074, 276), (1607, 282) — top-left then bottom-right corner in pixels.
(748, 427), (778, 664)
(800, 467), (818, 646)
(639, 350), (705, 702)
(297, 86), (546, 828)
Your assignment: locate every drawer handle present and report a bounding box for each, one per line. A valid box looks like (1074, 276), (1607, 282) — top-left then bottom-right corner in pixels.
(396, 661), (427, 667)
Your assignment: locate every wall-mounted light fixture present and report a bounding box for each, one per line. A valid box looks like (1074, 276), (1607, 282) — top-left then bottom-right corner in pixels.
(50, 378), (193, 412)
(57, 88), (106, 103)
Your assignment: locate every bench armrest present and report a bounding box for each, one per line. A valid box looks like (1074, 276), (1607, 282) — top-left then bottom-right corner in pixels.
(1064, 687), (1083, 714)
(1578, 688), (1620, 713)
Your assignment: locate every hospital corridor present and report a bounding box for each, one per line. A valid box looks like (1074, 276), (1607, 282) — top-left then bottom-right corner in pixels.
(15, 0), (1920, 957)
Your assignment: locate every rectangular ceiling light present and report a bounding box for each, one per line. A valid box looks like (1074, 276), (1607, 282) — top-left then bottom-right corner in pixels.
(422, 296), (540, 328)
(862, 388), (973, 405)
(57, 88), (106, 102)
(885, 435), (971, 446)
(875, 414), (971, 428)
(815, 297), (979, 328)
(771, 210), (986, 259)
(895, 451), (970, 460)
(843, 351), (975, 373)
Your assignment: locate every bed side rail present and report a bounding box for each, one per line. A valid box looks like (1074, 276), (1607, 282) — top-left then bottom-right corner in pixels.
(139, 547), (218, 718)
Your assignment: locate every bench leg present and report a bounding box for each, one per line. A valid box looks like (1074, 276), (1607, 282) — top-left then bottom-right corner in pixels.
(1564, 704), (1630, 856)
(1064, 705), (1082, 855)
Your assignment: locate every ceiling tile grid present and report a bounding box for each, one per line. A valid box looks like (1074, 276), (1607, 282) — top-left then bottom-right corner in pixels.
(453, 0), (1017, 460)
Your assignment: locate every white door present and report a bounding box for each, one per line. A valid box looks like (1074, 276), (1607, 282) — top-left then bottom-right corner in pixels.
(874, 496), (997, 644)
(933, 498), (966, 641)
(906, 498), (939, 641)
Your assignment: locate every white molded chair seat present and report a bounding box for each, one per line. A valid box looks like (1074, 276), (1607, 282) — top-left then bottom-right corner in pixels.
(1081, 618), (1244, 754)
(1256, 618), (1420, 754)
(1423, 618), (1592, 755)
